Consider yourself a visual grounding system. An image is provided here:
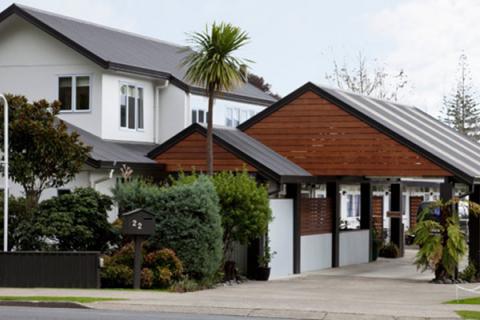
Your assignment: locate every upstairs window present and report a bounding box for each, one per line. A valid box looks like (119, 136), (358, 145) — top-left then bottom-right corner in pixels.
(58, 76), (90, 111)
(120, 84), (144, 130)
(226, 107), (255, 127)
(192, 109), (207, 124)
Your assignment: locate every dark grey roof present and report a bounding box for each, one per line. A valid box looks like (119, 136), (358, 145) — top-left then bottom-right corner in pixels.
(318, 84), (480, 182)
(65, 121), (156, 167)
(3, 4), (276, 105)
(147, 123), (311, 182)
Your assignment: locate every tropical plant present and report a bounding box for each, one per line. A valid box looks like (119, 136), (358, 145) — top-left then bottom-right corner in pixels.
(0, 95), (91, 211)
(414, 199), (480, 280)
(182, 22), (250, 174)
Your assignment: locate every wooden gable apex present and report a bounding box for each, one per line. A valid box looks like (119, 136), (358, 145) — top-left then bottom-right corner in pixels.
(240, 84), (452, 178)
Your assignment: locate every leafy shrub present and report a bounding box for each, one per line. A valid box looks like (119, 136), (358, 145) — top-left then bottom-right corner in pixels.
(28, 188), (116, 251)
(141, 268), (154, 289)
(0, 196), (31, 250)
(113, 176), (223, 282)
(101, 243), (185, 289)
(379, 242), (400, 258)
(460, 262), (477, 282)
(170, 277), (204, 293)
(144, 249), (183, 287)
(101, 263), (133, 288)
(212, 171), (272, 257)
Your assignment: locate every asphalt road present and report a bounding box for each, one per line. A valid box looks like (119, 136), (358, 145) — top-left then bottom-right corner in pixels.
(0, 307), (284, 320)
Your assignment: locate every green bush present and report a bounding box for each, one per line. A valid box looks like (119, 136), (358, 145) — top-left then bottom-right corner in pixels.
(0, 196), (30, 250)
(101, 262), (133, 288)
(100, 243), (185, 289)
(460, 262), (477, 282)
(150, 176), (223, 281)
(113, 176), (223, 282)
(212, 171), (272, 257)
(144, 249), (183, 287)
(28, 188), (116, 251)
(379, 242), (400, 258)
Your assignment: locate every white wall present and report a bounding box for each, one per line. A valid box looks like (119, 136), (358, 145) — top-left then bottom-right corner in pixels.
(300, 233), (332, 272)
(0, 15), (103, 137)
(339, 230), (370, 266)
(189, 94), (266, 127)
(269, 199), (293, 279)
(101, 73), (156, 142)
(157, 84), (189, 143)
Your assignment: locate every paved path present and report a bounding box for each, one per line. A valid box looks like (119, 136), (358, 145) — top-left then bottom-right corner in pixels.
(0, 250), (478, 319)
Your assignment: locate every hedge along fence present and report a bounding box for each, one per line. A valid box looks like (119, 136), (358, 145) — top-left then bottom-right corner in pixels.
(113, 176), (223, 282)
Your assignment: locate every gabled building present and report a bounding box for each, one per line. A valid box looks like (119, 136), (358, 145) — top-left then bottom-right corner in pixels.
(150, 82), (480, 278)
(0, 4), (275, 217)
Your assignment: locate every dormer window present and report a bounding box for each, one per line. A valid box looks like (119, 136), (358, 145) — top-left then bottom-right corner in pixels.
(120, 83), (144, 130)
(58, 75), (90, 111)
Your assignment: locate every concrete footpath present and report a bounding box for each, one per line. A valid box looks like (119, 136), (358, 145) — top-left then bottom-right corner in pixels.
(0, 250), (479, 319)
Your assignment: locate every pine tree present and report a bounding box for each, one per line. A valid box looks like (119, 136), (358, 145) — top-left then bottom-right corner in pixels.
(442, 54), (480, 140)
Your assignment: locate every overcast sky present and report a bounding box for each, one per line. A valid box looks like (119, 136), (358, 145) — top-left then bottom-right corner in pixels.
(1, 0), (479, 116)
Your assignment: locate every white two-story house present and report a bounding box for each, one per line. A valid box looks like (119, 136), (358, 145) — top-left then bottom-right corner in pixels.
(0, 4), (276, 218)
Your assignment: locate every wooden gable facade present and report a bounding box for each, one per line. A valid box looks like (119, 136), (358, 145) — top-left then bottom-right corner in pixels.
(153, 132), (255, 173)
(243, 90), (452, 177)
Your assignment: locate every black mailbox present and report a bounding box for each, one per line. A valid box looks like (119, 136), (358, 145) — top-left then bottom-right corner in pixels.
(120, 208), (155, 236)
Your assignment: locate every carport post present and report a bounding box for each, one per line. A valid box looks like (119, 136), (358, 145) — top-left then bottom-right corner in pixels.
(327, 182), (340, 268)
(469, 184), (480, 273)
(389, 183), (404, 257)
(286, 183), (301, 274)
(360, 183), (373, 261)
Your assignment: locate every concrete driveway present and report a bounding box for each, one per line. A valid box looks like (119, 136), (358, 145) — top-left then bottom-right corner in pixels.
(0, 249), (478, 319)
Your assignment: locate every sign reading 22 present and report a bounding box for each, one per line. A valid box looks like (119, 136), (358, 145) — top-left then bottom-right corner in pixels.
(131, 219), (143, 230)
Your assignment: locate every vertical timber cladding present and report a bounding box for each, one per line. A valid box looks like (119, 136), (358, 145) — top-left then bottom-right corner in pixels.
(372, 196), (384, 239)
(300, 198), (333, 235)
(409, 196), (423, 229)
(244, 91), (452, 177)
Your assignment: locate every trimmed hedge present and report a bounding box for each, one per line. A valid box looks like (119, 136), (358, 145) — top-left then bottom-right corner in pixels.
(113, 176), (223, 281)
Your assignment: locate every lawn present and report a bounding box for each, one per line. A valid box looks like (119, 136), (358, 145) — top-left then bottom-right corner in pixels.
(446, 297), (480, 305)
(456, 310), (480, 319)
(0, 296), (124, 303)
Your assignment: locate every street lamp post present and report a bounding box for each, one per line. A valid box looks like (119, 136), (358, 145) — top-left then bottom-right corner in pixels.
(0, 95), (8, 252)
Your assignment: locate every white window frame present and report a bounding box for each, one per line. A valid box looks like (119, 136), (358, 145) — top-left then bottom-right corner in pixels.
(57, 74), (92, 113)
(119, 82), (144, 132)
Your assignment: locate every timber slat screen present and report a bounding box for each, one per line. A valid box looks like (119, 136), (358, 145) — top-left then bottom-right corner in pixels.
(246, 91), (451, 177)
(0, 252), (100, 288)
(372, 196), (384, 239)
(300, 198), (332, 235)
(409, 196), (423, 229)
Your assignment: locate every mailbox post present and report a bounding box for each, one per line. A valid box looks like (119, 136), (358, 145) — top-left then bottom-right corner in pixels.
(120, 208), (155, 289)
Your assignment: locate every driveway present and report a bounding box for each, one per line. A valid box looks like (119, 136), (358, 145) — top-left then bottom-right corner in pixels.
(0, 250), (477, 319)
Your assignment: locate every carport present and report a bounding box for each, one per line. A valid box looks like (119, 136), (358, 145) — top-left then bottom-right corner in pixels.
(148, 82), (480, 278)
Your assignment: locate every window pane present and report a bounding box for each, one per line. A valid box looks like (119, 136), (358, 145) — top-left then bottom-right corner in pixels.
(76, 76), (90, 110)
(137, 88), (143, 129)
(120, 85), (127, 127)
(59, 77), (72, 110)
(226, 108), (233, 127)
(198, 110), (204, 123)
(192, 110), (197, 123)
(233, 108), (240, 127)
(128, 96), (135, 129)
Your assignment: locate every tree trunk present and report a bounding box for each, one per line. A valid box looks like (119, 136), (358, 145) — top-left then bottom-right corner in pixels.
(206, 88), (215, 175)
(25, 189), (40, 214)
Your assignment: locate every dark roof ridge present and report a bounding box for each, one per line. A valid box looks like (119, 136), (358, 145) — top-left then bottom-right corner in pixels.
(13, 3), (187, 50)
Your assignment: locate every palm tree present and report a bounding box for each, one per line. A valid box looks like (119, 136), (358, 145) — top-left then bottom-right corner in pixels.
(182, 23), (250, 175)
